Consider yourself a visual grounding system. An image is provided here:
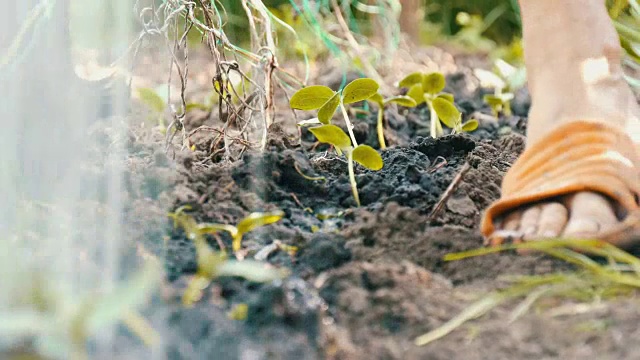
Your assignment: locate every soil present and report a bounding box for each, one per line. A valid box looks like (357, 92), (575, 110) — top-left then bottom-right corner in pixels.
(88, 45), (640, 360)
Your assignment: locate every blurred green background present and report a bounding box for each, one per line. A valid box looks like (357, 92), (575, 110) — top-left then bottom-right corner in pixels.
(219, 0), (522, 45)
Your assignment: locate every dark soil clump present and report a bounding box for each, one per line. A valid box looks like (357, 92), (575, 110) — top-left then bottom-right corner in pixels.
(111, 54), (640, 360)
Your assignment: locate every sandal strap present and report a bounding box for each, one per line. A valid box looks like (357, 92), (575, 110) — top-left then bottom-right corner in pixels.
(481, 120), (640, 237)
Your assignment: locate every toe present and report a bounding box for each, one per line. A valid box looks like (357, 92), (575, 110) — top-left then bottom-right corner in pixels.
(487, 211), (523, 246)
(502, 211), (522, 232)
(519, 205), (542, 238)
(562, 192), (618, 237)
(534, 202), (568, 239)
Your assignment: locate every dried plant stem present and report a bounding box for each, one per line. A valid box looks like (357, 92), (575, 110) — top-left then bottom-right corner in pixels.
(331, 0), (385, 90)
(428, 163), (470, 221)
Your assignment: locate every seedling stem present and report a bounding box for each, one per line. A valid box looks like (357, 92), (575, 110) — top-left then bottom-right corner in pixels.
(427, 98), (444, 138)
(376, 109), (385, 148)
(346, 149), (360, 206)
(340, 103), (359, 147)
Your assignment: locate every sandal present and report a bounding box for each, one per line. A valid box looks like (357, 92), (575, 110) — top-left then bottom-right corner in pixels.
(481, 120), (640, 248)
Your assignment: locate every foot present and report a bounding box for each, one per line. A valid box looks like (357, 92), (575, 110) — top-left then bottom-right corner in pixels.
(495, 191), (620, 242)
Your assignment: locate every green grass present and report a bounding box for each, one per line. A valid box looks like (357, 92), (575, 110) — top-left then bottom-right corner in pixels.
(415, 238), (640, 346)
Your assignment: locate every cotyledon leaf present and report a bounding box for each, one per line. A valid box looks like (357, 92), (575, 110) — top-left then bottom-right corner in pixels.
(368, 92), (385, 107)
(317, 92), (341, 124)
(437, 93), (455, 103)
(432, 97), (461, 129)
(384, 95), (417, 107)
(308, 124), (353, 150)
(398, 72), (424, 88)
(474, 68), (506, 89)
(342, 78), (379, 104)
(461, 119), (479, 132)
(290, 85), (336, 110)
(137, 88), (166, 113)
(236, 211), (285, 237)
(406, 84), (425, 105)
(422, 72), (446, 95)
(352, 144), (383, 171)
(233, 211), (285, 252)
(483, 94), (505, 107)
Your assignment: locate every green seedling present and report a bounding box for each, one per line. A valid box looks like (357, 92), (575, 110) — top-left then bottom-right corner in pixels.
(307, 124), (383, 207)
(0, 259), (162, 360)
(170, 207), (285, 254)
(398, 72), (462, 138)
(168, 207), (289, 306)
(431, 97), (479, 134)
(368, 92), (417, 149)
(290, 78), (380, 148)
(475, 59), (527, 117)
(136, 87), (168, 130)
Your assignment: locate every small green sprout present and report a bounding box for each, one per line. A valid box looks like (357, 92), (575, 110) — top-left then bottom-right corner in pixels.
(168, 207), (289, 307)
(137, 87), (167, 130)
(475, 59), (527, 117)
(307, 124), (383, 207)
(368, 92), (417, 149)
(431, 97), (479, 134)
(398, 72), (462, 138)
(290, 78), (380, 147)
(0, 259), (162, 359)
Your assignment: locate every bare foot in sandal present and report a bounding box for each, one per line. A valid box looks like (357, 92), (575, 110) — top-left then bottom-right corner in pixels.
(481, 0), (640, 247)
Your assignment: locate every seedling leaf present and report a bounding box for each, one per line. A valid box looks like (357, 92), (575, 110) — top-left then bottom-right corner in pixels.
(290, 86), (336, 110)
(432, 97), (461, 129)
(422, 73), (446, 95)
(342, 78), (379, 104)
(236, 211), (285, 237)
(352, 145), (383, 171)
(137, 88), (166, 113)
(384, 96), (417, 107)
(494, 59), (517, 80)
(507, 68), (527, 91)
(318, 92), (341, 124)
(483, 94), (504, 107)
(309, 124), (352, 149)
(296, 118), (322, 127)
(198, 223), (239, 238)
(407, 84), (425, 105)
(186, 102), (210, 112)
(474, 68), (506, 89)
(461, 119), (479, 132)
(502, 93), (515, 102)
(399, 72), (424, 88)
(86, 260), (162, 332)
(183, 274), (211, 306)
(437, 93), (455, 103)
(369, 93), (385, 107)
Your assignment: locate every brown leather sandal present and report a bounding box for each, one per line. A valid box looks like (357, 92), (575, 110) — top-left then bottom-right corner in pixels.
(481, 120), (640, 248)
